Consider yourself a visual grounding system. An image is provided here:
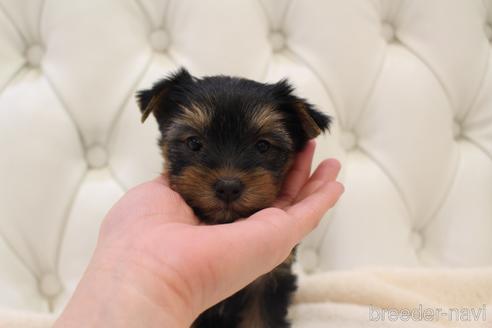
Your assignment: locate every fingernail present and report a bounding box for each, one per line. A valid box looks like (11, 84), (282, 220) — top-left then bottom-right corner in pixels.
(339, 182), (345, 193)
(325, 158), (341, 169)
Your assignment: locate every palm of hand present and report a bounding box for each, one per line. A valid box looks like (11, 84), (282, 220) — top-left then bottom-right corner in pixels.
(93, 141), (342, 322)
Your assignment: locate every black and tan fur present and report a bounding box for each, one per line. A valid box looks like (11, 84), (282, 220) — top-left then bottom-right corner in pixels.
(137, 68), (331, 327)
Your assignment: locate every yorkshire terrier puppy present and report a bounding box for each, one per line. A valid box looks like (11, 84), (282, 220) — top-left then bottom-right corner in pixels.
(137, 68), (331, 328)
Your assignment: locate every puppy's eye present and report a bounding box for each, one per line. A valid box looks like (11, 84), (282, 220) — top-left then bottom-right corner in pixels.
(186, 137), (202, 151)
(255, 140), (270, 153)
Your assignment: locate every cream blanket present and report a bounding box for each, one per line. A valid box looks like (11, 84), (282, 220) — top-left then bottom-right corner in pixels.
(1, 268), (491, 327)
(291, 267), (492, 327)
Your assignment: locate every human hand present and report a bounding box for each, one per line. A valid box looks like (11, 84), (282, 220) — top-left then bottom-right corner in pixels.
(55, 141), (343, 327)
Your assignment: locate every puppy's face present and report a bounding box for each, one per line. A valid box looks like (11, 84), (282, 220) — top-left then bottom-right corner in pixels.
(137, 68), (331, 224)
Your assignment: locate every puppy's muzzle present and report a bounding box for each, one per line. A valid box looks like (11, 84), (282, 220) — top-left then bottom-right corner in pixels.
(214, 178), (244, 203)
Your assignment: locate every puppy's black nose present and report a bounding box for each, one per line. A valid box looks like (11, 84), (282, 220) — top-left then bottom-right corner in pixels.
(214, 178), (244, 203)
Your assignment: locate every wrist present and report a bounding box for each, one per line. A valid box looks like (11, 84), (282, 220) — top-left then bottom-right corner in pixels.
(55, 251), (193, 328)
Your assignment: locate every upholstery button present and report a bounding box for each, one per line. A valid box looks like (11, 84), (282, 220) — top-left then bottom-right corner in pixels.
(453, 120), (462, 139)
(410, 231), (423, 250)
(150, 29), (169, 52)
(86, 145), (108, 168)
(25, 44), (43, 67)
(485, 24), (492, 41)
(269, 31), (286, 52)
(299, 248), (318, 273)
(39, 273), (62, 297)
(382, 22), (396, 42)
(341, 130), (357, 150)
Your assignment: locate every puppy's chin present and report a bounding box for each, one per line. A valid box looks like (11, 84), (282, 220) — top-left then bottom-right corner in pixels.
(192, 205), (259, 224)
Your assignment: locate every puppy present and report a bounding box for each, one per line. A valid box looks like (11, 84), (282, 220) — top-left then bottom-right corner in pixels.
(137, 68), (331, 327)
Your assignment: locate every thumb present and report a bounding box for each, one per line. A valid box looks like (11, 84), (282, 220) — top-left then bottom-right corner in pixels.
(201, 180), (343, 304)
(194, 208), (294, 308)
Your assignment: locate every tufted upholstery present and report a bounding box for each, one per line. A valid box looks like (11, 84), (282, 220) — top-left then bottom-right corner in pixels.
(0, 0), (491, 318)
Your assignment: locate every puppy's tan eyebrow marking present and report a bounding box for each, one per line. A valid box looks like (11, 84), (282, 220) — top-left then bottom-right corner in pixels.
(249, 105), (284, 131)
(250, 105), (292, 147)
(174, 102), (212, 131)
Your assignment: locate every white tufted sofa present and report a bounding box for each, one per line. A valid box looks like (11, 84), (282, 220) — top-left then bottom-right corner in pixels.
(1, 0), (492, 325)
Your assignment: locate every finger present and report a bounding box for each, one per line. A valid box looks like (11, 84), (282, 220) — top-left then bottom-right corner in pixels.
(287, 181), (344, 239)
(275, 140), (316, 208)
(294, 158), (341, 203)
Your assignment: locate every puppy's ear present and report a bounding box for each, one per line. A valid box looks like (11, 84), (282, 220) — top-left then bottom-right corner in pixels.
(136, 67), (193, 123)
(292, 99), (332, 139)
(272, 79), (332, 139)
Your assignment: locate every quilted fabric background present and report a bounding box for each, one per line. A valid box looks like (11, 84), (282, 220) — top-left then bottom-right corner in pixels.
(0, 0), (491, 315)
